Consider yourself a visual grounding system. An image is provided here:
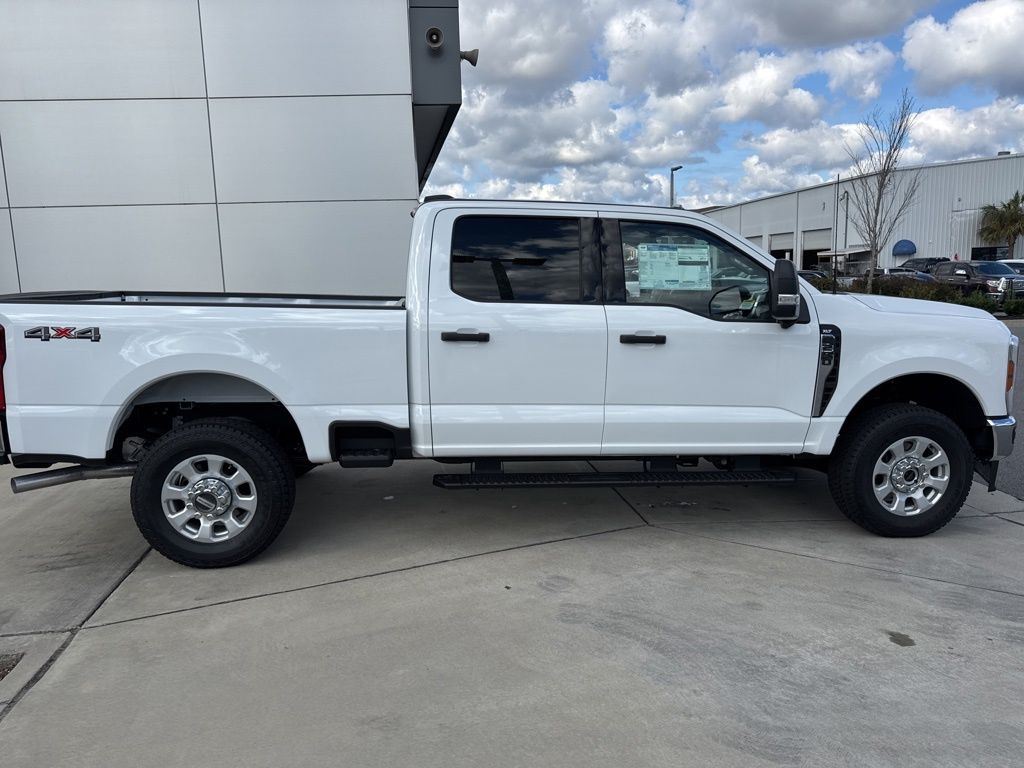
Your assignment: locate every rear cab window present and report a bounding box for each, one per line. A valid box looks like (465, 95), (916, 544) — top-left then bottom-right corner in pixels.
(450, 216), (582, 303)
(975, 262), (1016, 277)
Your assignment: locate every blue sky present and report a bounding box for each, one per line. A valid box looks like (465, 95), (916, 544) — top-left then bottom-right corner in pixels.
(426, 0), (1024, 206)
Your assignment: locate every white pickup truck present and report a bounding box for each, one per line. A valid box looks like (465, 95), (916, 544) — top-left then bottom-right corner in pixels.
(0, 200), (1017, 567)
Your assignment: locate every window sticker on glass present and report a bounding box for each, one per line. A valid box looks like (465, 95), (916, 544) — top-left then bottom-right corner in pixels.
(637, 243), (711, 291)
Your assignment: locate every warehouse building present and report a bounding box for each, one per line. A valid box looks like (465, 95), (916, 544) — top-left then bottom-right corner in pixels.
(0, 0), (468, 296)
(704, 152), (1024, 274)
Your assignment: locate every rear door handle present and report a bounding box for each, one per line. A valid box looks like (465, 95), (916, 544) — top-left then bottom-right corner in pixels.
(441, 331), (490, 343)
(620, 333), (666, 345)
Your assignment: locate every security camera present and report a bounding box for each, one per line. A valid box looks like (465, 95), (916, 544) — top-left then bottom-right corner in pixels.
(426, 27), (444, 50)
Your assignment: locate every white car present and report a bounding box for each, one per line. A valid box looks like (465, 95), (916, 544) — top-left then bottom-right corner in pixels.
(0, 200), (1018, 567)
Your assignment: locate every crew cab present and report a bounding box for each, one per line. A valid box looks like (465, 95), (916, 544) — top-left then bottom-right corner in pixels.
(0, 201), (1018, 568)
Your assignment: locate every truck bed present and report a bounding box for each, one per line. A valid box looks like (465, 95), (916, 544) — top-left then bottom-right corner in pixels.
(0, 293), (410, 463)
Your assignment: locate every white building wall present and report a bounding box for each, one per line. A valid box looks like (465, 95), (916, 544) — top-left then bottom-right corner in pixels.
(0, 0), (418, 296)
(707, 154), (1024, 269)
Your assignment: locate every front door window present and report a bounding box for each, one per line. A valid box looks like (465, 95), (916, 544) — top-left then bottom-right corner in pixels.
(620, 221), (771, 321)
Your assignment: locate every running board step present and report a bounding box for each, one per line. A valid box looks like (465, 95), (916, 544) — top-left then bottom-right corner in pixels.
(433, 469), (796, 490)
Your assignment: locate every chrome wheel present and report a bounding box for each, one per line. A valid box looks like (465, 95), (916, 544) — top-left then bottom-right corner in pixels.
(872, 436), (950, 516)
(160, 454), (258, 543)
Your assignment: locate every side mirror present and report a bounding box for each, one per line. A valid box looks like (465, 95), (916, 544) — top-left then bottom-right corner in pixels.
(954, 268), (968, 277)
(708, 285), (743, 318)
(771, 258), (801, 327)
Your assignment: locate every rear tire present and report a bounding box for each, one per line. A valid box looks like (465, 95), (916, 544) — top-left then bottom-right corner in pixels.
(131, 419), (296, 567)
(828, 404), (973, 537)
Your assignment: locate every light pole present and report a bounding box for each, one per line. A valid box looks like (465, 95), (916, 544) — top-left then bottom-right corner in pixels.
(669, 165), (682, 208)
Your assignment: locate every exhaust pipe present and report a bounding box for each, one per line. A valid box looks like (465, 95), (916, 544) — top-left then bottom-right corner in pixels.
(11, 464), (136, 494)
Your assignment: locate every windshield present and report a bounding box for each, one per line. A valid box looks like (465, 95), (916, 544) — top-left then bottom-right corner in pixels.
(975, 262), (1016, 276)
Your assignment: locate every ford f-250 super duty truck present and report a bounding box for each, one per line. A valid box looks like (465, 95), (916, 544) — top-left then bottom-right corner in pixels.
(0, 200), (1018, 568)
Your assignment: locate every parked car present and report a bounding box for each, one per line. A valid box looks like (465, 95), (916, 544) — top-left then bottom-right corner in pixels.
(931, 260), (1024, 302)
(998, 259), (1024, 275)
(0, 200), (1017, 567)
(864, 267), (936, 282)
(901, 257), (950, 273)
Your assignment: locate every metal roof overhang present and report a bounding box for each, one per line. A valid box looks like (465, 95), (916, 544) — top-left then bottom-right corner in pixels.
(818, 247), (870, 256)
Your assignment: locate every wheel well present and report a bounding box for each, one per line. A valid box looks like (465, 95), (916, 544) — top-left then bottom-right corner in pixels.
(844, 374), (991, 457)
(111, 374), (307, 464)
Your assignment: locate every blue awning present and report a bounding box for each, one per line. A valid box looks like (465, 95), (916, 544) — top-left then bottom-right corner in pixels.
(892, 239), (917, 257)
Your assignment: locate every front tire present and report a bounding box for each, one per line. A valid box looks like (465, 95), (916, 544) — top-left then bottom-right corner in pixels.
(131, 419), (296, 567)
(828, 404), (973, 537)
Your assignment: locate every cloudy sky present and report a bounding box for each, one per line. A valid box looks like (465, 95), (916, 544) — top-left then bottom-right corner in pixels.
(424, 0), (1024, 208)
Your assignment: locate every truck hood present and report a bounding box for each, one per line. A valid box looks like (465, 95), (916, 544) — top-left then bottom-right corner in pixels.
(850, 293), (996, 321)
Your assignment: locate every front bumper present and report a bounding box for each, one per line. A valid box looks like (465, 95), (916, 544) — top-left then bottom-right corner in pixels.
(988, 416), (1016, 460)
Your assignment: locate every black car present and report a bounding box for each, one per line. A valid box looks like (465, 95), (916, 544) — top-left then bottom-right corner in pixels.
(900, 257), (949, 273)
(863, 267), (936, 282)
(931, 260), (1024, 302)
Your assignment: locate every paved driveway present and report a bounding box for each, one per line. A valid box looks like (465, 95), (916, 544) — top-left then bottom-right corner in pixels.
(1, 460), (1022, 767)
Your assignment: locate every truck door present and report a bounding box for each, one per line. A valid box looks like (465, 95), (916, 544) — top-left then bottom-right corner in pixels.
(600, 214), (820, 455)
(427, 208), (605, 456)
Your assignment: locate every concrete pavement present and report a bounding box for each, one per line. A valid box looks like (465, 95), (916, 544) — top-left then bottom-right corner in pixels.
(1, 460), (1022, 767)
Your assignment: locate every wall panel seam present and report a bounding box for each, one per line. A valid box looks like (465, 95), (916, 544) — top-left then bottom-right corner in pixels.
(0, 127), (21, 291)
(6, 200), (418, 210)
(197, 0), (226, 291)
(0, 94), (410, 104)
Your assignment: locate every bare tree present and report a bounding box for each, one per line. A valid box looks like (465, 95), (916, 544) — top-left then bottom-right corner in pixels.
(844, 89), (921, 294)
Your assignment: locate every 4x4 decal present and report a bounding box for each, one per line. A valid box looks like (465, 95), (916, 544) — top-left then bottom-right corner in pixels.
(24, 326), (101, 342)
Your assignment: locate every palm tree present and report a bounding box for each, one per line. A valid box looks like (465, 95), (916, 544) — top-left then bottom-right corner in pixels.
(979, 191), (1024, 259)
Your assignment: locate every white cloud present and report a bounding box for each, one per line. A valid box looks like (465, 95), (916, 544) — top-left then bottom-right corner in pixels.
(427, 0), (1024, 208)
(439, 79), (631, 183)
(689, 0), (932, 48)
(600, 1), (709, 94)
(458, 0), (604, 101)
(743, 122), (862, 170)
(629, 86), (722, 166)
(735, 155), (828, 198)
(908, 99), (1024, 160)
(471, 163), (668, 205)
(819, 42), (896, 101)
(716, 53), (822, 125)
(903, 0), (1024, 96)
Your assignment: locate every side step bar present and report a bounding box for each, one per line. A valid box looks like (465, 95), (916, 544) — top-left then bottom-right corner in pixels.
(433, 469), (796, 490)
(11, 464), (135, 494)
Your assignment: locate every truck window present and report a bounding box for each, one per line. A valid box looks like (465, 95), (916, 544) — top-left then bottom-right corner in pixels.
(450, 216), (582, 303)
(618, 221), (770, 321)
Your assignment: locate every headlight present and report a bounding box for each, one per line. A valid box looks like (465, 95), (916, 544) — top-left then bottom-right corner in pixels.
(987, 279), (1004, 289)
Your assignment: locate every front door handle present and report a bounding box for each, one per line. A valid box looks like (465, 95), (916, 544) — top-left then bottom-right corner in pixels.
(620, 333), (666, 345)
(441, 331), (490, 343)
